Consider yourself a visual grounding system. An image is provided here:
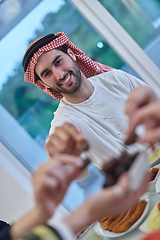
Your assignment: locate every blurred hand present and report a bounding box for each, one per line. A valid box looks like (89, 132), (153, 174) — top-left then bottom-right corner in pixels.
(126, 101), (160, 147)
(125, 85), (157, 119)
(32, 154), (88, 222)
(45, 123), (89, 157)
(125, 86), (158, 148)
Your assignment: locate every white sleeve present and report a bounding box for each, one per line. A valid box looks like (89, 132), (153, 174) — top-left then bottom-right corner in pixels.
(48, 221), (75, 240)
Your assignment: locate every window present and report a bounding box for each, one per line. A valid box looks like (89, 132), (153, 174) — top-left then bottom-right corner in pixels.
(99, 0), (160, 70)
(1, 0), (159, 212)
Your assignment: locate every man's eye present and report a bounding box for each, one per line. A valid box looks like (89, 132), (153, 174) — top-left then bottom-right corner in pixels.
(45, 71), (51, 77)
(55, 59), (61, 66)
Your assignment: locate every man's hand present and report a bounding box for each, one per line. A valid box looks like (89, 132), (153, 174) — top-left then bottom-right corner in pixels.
(125, 85), (157, 119)
(126, 101), (160, 146)
(45, 123), (89, 157)
(125, 86), (159, 147)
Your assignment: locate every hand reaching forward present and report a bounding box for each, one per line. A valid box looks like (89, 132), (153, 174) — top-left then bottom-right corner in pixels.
(125, 85), (159, 147)
(126, 101), (160, 147)
(125, 85), (158, 119)
(45, 123), (89, 157)
(32, 154), (89, 222)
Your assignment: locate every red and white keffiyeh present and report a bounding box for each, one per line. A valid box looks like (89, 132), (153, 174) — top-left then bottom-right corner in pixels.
(24, 31), (113, 100)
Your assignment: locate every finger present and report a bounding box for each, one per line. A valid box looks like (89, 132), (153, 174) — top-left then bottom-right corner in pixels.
(45, 130), (76, 156)
(35, 174), (60, 194)
(116, 172), (130, 192)
(125, 86), (157, 118)
(51, 154), (84, 167)
(63, 123), (89, 153)
(128, 102), (160, 136)
(138, 128), (160, 145)
(46, 124), (89, 156)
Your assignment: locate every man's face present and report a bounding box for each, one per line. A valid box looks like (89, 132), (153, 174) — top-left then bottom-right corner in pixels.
(35, 49), (82, 94)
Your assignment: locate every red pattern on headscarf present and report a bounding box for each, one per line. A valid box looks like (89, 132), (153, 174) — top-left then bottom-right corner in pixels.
(24, 31), (113, 100)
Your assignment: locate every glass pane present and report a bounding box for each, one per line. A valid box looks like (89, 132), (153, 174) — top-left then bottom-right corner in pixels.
(0, 0), (142, 211)
(0, 0), (42, 39)
(99, 0), (160, 70)
(0, 0), (138, 154)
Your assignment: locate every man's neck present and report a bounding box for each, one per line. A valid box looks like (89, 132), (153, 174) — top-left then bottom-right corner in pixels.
(63, 76), (94, 104)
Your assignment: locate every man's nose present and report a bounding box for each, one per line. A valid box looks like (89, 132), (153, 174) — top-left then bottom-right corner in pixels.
(52, 67), (64, 80)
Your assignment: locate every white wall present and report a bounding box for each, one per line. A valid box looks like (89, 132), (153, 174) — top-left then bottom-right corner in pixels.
(0, 142), (34, 223)
(0, 141), (70, 224)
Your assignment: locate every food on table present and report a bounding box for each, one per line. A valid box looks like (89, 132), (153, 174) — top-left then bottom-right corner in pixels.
(141, 231), (160, 240)
(150, 167), (159, 182)
(99, 200), (147, 233)
(149, 148), (160, 164)
(125, 132), (137, 145)
(147, 202), (160, 231)
(102, 150), (139, 187)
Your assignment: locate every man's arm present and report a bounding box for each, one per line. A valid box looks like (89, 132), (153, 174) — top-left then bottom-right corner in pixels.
(10, 155), (86, 239)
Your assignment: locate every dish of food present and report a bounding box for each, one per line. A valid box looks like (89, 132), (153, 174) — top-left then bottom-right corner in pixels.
(149, 148), (160, 165)
(147, 164), (160, 192)
(93, 198), (149, 238)
(139, 201), (160, 233)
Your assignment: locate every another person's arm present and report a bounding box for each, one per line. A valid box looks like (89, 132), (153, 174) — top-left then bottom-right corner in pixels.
(10, 155), (86, 239)
(62, 171), (150, 235)
(14, 162), (150, 240)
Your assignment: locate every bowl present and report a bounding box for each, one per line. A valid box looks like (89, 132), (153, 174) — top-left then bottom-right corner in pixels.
(147, 164), (160, 192)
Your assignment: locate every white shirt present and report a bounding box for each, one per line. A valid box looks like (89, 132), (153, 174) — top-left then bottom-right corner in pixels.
(49, 69), (146, 169)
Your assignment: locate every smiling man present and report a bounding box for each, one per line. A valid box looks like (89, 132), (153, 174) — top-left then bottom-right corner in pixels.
(23, 31), (147, 169)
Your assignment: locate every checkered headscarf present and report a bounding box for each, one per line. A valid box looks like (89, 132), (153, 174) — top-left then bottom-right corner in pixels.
(23, 31), (113, 100)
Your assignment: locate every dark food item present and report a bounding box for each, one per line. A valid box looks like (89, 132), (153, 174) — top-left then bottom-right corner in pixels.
(81, 158), (91, 170)
(150, 167), (159, 181)
(102, 150), (139, 188)
(124, 132), (138, 146)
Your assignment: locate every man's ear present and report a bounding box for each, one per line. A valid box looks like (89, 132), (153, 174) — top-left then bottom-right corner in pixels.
(67, 48), (76, 61)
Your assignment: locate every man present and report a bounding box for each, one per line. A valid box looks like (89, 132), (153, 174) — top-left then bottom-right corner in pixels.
(23, 31), (147, 169)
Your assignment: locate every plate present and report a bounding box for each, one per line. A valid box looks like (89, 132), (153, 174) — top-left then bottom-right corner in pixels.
(75, 224), (94, 239)
(93, 197), (149, 238)
(139, 218), (150, 233)
(139, 200), (160, 233)
(155, 174), (160, 193)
